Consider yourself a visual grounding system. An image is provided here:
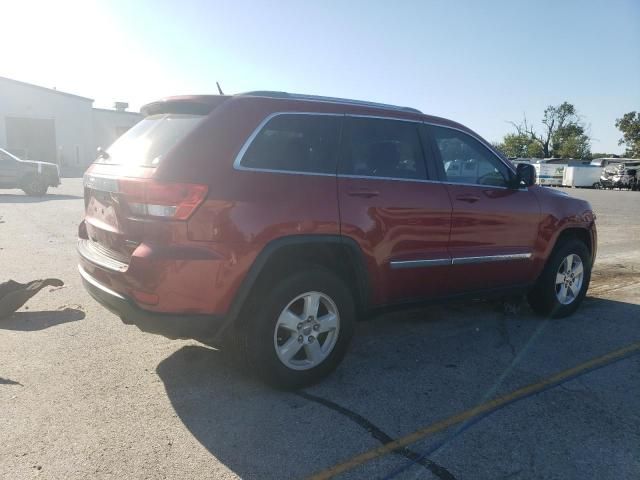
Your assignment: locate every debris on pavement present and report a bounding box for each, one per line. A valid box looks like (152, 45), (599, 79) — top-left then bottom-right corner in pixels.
(0, 279), (64, 319)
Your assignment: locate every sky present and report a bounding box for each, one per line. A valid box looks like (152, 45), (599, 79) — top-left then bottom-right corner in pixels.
(1, 0), (639, 153)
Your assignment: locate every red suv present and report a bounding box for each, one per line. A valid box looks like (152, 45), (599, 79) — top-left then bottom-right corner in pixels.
(78, 92), (597, 388)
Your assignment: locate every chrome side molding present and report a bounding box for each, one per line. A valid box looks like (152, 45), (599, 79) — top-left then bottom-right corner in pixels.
(390, 252), (532, 269)
(390, 258), (451, 269)
(451, 253), (532, 265)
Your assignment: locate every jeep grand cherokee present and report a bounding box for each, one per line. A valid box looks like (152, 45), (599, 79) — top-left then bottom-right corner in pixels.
(78, 92), (597, 388)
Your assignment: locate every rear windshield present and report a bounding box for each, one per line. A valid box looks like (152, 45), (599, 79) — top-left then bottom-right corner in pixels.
(99, 114), (204, 166)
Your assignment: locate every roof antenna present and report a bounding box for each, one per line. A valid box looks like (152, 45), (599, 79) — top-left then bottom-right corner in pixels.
(216, 81), (224, 95)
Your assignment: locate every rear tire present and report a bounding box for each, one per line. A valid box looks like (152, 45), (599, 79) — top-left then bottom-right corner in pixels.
(22, 176), (48, 196)
(235, 268), (355, 389)
(528, 239), (592, 318)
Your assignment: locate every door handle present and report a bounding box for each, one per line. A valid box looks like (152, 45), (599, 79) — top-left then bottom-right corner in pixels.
(455, 194), (481, 203)
(347, 190), (379, 198)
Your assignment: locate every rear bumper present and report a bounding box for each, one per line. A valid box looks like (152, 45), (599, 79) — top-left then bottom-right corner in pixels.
(79, 265), (224, 340)
(77, 221), (238, 314)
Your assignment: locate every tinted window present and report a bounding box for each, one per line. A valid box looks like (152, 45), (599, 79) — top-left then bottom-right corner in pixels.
(340, 117), (426, 180)
(103, 114), (205, 166)
(428, 126), (510, 187)
(241, 114), (341, 174)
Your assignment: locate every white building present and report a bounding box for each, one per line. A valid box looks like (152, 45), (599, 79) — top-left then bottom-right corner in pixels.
(0, 76), (142, 175)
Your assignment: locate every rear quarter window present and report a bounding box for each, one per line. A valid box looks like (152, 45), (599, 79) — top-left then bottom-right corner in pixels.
(239, 114), (342, 174)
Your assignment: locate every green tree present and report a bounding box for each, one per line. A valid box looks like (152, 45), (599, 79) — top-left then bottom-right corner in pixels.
(496, 133), (544, 158)
(504, 102), (591, 158)
(615, 111), (640, 158)
(551, 123), (591, 159)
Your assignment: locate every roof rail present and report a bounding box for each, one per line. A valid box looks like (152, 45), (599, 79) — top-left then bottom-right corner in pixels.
(238, 91), (422, 114)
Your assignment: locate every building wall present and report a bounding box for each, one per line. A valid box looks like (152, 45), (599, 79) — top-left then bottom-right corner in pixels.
(92, 108), (142, 153)
(0, 77), (95, 168)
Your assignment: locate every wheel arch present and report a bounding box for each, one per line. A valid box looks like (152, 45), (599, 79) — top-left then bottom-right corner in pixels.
(217, 235), (370, 339)
(550, 227), (594, 263)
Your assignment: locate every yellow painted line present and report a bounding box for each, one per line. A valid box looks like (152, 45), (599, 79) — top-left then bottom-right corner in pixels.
(307, 341), (640, 480)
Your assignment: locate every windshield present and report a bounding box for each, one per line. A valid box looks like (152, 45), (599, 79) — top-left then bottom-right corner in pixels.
(100, 114), (204, 166)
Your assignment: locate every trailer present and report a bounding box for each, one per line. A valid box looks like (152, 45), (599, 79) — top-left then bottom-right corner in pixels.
(534, 163), (566, 186)
(563, 165), (602, 188)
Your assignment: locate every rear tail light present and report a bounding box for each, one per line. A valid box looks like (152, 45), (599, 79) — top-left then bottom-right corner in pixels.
(118, 179), (208, 220)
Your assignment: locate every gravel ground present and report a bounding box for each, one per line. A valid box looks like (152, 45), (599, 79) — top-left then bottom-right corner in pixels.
(1, 180), (639, 480)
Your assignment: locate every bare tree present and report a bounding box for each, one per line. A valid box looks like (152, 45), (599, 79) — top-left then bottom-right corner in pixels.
(506, 102), (590, 158)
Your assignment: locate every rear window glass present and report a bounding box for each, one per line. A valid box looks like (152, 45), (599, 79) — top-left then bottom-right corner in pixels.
(240, 114), (341, 174)
(101, 114), (204, 166)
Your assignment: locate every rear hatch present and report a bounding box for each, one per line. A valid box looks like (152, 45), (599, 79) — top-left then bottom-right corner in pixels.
(81, 104), (216, 268)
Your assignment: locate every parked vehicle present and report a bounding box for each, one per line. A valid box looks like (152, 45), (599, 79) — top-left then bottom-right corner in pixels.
(541, 158), (590, 166)
(596, 164), (638, 190)
(0, 148), (61, 196)
(562, 165), (602, 188)
(597, 167), (615, 189)
(590, 157), (630, 168)
(534, 162), (566, 186)
(78, 92), (597, 388)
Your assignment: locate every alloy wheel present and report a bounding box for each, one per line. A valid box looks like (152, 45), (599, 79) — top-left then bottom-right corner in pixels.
(273, 291), (340, 370)
(555, 253), (584, 305)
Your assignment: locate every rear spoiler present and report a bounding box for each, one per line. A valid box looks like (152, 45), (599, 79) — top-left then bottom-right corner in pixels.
(141, 95), (230, 117)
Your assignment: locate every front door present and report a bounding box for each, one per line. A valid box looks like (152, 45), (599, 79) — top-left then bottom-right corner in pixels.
(424, 124), (541, 294)
(338, 116), (452, 305)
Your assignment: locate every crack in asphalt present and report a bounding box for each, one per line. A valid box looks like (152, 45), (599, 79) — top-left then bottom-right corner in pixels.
(495, 315), (516, 358)
(492, 295), (524, 359)
(296, 391), (457, 480)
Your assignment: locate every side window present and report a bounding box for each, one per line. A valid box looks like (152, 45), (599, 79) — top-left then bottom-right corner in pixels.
(428, 126), (511, 187)
(240, 114), (341, 174)
(339, 117), (427, 180)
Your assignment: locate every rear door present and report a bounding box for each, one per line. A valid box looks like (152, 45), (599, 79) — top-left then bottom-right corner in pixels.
(337, 116), (452, 305)
(424, 124), (541, 293)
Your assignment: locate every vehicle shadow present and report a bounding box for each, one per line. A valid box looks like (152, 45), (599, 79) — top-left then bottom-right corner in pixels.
(0, 308), (85, 331)
(0, 193), (83, 203)
(156, 345), (321, 479)
(156, 296), (640, 479)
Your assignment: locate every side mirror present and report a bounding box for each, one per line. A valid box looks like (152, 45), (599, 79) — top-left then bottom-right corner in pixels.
(515, 163), (536, 188)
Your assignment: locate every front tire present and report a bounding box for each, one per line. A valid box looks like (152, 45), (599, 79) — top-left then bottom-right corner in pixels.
(528, 238), (592, 318)
(236, 268), (355, 389)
